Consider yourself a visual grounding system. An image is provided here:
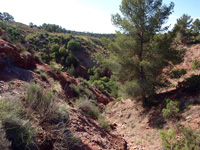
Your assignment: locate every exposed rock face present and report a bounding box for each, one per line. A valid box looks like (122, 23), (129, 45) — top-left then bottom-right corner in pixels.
(76, 62), (88, 79)
(0, 39), (35, 69)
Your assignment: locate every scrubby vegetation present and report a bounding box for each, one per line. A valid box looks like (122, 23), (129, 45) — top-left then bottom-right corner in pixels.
(76, 97), (111, 132)
(170, 68), (187, 78)
(161, 126), (200, 150)
(192, 59), (200, 70)
(162, 99), (180, 119)
(1, 0), (200, 148)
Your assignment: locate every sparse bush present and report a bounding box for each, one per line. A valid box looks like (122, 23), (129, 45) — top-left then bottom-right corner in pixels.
(192, 59), (200, 70)
(170, 68), (187, 78)
(25, 82), (55, 118)
(162, 99), (179, 119)
(0, 97), (36, 150)
(77, 98), (99, 119)
(161, 126), (200, 150)
(46, 102), (81, 149)
(0, 98), (23, 120)
(50, 126), (81, 150)
(70, 82), (94, 99)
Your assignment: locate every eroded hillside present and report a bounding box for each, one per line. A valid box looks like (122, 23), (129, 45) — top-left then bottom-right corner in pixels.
(1, 20), (200, 150)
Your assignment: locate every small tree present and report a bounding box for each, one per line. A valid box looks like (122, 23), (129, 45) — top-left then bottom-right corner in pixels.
(106, 0), (183, 104)
(192, 18), (200, 33)
(59, 46), (68, 56)
(65, 54), (78, 68)
(29, 22), (34, 28)
(173, 14), (193, 44)
(0, 12), (14, 21)
(67, 40), (81, 51)
(162, 99), (179, 119)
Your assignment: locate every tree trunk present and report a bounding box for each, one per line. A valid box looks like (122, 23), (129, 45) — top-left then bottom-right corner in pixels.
(139, 33), (147, 105)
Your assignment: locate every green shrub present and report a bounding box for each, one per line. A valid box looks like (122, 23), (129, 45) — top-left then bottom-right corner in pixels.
(67, 64), (76, 77)
(50, 43), (59, 59)
(70, 82), (93, 99)
(5, 26), (25, 43)
(42, 53), (49, 63)
(91, 76), (119, 98)
(67, 40), (81, 51)
(59, 46), (68, 56)
(161, 126), (200, 150)
(162, 99), (179, 119)
(170, 68), (187, 78)
(65, 54), (78, 67)
(178, 75), (200, 92)
(192, 59), (200, 70)
(50, 43), (60, 53)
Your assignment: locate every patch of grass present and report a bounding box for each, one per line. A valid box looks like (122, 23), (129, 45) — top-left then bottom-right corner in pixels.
(97, 115), (111, 132)
(34, 69), (48, 81)
(0, 98), (23, 120)
(76, 97), (111, 132)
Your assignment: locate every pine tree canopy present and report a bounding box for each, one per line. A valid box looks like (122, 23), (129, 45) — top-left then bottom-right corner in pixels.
(105, 0), (184, 104)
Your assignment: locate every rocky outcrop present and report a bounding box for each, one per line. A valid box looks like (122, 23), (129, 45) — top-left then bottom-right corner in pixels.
(36, 63), (114, 105)
(0, 39), (35, 69)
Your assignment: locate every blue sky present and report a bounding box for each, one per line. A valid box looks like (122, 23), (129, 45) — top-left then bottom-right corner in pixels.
(164, 0), (200, 29)
(0, 0), (200, 33)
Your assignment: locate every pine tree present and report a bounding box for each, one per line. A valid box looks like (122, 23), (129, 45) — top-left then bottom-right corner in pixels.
(192, 18), (200, 34)
(106, 0), (184, 104)
(173, 14), (193, 44)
